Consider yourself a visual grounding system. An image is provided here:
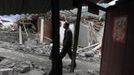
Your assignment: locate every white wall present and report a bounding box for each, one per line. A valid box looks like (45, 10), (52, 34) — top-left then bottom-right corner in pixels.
(60, 21), (74, 45)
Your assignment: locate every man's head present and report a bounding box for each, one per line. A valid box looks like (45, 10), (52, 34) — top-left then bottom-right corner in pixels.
(63, 22), (69, 29)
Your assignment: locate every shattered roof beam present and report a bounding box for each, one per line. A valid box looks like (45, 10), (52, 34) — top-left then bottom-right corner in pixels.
(83, 0), (107, 11)
(98, 0), (113, 3)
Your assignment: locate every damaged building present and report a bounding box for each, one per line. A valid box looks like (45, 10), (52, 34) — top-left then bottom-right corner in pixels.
(0, 0), (133, 75)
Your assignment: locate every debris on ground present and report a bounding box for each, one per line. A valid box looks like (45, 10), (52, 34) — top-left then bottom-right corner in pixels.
(0, 7), (105, 75)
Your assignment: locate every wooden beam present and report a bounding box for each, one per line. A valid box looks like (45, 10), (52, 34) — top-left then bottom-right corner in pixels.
(19, 25), (23, 44)
(49, 0), (62, 75)
(83, 0), (107, 11)
(70, 0), (82, 72)
(40, 17), (44, 43)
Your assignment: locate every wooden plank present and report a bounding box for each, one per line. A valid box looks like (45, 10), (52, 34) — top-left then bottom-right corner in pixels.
(70, 0), (82, 72)
(83, 0), (106, 11)
(49, 0), (62, 75)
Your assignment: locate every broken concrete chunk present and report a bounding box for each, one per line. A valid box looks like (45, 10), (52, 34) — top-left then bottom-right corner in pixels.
(85, 52), (94, 57)
(20, 65), (31, 73)
(0, 57), (5, 62)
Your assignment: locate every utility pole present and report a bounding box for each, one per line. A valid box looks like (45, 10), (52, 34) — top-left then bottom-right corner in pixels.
(49, 0), (62, 75)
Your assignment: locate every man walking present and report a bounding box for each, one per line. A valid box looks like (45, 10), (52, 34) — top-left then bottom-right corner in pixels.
(60, 22), (76, 68)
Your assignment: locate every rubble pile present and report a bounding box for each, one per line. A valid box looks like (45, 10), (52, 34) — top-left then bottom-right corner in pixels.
(74, 70), (99, 75)
(60, 10), (77, 23)
(0, 59), (30, 72)
(0, 57), (5, 62)
(81, 16), (104, 32)
(0, 58), (47, 74)
(0, 40), (50, 74)
(77, 16), (104, 62)
(0, 9), (104, 75)
(0, 24), (15, 31)
(0, 40), (52, 56)
(0, 14), (41, 33)
(15, 44), (52, 56)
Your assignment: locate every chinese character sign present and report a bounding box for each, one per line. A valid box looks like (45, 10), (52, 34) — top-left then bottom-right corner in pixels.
(112, 16), (128, 44)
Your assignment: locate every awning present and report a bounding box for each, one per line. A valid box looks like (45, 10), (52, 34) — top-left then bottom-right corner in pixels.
(0, 0), (127, 15)
(0, 0), (74, 15)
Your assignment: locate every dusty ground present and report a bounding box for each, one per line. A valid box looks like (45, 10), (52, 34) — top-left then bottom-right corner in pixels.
(0, 41), (100, 75)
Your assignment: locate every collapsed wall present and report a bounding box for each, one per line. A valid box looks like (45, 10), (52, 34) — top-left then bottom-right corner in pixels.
(78, 16), (105, 47)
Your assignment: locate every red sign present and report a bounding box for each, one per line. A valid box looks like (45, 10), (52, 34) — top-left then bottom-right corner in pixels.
(112, 16), (128, 44)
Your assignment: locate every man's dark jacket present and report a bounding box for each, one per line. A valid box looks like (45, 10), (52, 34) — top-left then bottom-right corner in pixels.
(63, 28), (72, 48)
